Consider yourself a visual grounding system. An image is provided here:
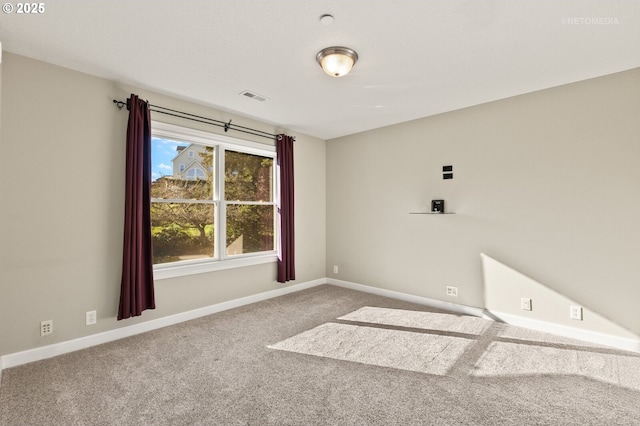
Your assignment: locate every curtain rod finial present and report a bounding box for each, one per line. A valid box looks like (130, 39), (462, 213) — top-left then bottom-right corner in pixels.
(113, 99), (128, 110)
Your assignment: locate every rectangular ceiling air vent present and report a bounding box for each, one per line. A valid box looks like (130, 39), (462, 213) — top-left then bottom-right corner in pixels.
(240, 90), (268, 102)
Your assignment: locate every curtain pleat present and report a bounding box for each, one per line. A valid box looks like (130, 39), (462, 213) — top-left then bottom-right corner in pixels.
(118, 94), (155, 320)
(276, 135), (295, 283)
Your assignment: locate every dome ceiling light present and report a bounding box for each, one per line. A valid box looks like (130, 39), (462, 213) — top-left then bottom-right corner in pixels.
(316, 46), (359, 78)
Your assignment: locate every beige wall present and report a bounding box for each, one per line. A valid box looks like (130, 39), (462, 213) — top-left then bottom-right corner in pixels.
(327, 68), (640, 338)
(0, 53), (326, 356)
(1, 49), (637, 357)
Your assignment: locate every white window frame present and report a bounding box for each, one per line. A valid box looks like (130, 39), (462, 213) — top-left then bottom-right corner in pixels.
(151, 121), (278, 280)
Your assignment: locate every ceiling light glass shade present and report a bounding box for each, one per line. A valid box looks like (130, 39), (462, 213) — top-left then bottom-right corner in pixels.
(316, 47), (358, 77)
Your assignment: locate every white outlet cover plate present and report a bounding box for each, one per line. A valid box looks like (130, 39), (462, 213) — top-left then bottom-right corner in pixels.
(40, 320), (53, 336)
(86, 311), (97, 325)
(521, 298), (532, 311)
(570, 305), (583, 320)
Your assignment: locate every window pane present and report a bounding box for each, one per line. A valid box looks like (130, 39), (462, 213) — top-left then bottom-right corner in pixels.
(226, 204), (274, 255)
(151, 138), (213, 200)
(225, 151), (273, 202)
(185, 168), (206, 180)
(151, 202), (215, 264)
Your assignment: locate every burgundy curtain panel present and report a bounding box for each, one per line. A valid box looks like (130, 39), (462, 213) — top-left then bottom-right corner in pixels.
(118, 94), (156, 320)
(276, 134), (295, 283)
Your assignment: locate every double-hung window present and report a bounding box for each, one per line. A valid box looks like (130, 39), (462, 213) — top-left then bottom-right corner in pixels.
(150, 122), (277, 279)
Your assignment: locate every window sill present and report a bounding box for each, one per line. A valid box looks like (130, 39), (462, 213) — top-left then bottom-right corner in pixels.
(153, 253), (278, 280)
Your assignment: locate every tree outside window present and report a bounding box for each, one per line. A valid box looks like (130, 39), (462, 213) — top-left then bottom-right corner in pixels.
(150, 135), (275, 266)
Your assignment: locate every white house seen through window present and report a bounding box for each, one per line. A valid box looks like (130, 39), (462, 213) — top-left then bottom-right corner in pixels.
(150, 123), (277, 270)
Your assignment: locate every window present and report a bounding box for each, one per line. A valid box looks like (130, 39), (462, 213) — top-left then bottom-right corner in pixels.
(151, 122), (277, 278)
(225, 151), (275, 256)
(185, 168), (206, 180)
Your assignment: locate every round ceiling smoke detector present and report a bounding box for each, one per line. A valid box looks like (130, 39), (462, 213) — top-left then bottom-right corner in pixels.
(319, 14), (334, 25)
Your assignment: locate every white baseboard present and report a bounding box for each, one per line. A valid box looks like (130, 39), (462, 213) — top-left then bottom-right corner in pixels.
(328, 278), (485, 317)
(486, 310), (640, 353)
(0, 278), (326, 371)
(329, 278), (640, 354)
(3, 277), (638, 374)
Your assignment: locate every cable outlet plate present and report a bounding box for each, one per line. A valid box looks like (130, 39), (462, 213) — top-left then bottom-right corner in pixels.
(521, 298), (532, 311)
(41, 320), (53, 336)
(446, 286), (458, 297)
(333, 265), (339, 274)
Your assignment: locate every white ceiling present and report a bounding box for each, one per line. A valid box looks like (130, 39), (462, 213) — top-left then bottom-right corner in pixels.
(1, 1), (639, 140)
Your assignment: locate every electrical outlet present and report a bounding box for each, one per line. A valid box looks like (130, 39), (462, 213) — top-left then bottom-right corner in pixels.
(333, 265), (339, 274)
(41, 320), (53, 336)
(446, 286), (458, 297)
(570, 305), (583, 320)
(86, 310), (97, 326)
(521, 298), (532, 311)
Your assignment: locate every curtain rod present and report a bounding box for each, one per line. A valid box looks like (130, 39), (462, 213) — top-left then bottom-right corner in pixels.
(112, 99), (289, 141)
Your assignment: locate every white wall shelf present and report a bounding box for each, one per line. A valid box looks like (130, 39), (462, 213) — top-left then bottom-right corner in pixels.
(409, 212), (456, 215)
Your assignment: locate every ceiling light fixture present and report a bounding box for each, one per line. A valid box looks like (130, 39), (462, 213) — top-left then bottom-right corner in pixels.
(316, 46), (358, 78)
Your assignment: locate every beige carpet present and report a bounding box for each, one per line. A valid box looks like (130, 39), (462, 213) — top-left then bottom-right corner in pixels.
(2, 285), (640, 425)
(270, 322), (473, 375)
(339, 306), (491, 335)
(270, 306), (640, 391)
